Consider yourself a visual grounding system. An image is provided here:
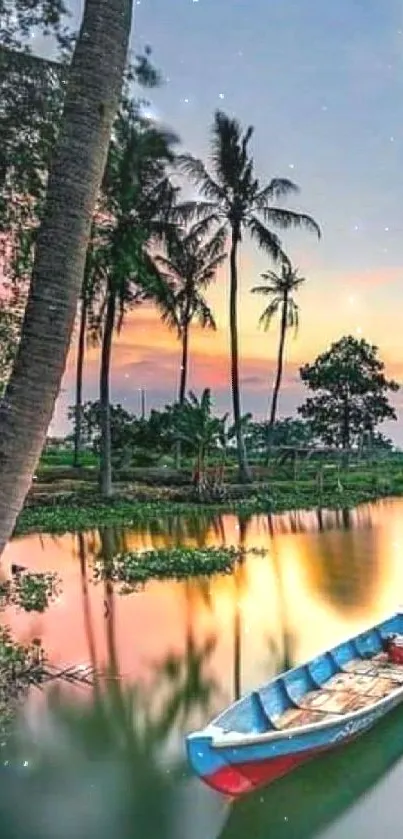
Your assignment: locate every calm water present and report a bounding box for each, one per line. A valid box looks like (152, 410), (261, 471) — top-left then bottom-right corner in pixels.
(4, 498), (403, 838)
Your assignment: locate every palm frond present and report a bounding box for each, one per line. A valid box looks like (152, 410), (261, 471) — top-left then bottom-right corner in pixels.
(176, 154), (226, 202)
(197, 252), (227, 286)
(250, 283), (279, 296)
(254, 178), (299, 208)
(258, 298), (282, 331)
(286, 299), (299, 335)
(247, 216), (283, 260)
(211, 111), (251, 191)
(262, 207), (321, 238)
(172, 201), (220, 226)
(195, 298), (216, 330)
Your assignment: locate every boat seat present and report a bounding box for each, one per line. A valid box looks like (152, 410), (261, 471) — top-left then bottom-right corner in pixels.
(250, 691), (278, 732)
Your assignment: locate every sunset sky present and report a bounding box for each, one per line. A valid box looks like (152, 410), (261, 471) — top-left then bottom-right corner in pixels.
(51, 0), (403, 439)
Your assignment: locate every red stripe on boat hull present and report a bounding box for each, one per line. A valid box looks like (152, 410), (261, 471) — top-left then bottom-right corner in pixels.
(201, 745), (332, 797)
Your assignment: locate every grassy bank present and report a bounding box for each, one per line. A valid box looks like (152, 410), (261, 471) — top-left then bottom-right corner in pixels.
(14, 465), (403, 536)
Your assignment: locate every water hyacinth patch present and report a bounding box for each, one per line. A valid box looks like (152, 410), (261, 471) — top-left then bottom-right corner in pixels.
(93, 546), (266, 586)
(0, 572), (60, 613)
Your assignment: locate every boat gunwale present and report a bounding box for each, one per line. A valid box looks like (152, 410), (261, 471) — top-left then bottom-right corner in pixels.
(209, 681), (403, 748)
(193, 610), (403, 750)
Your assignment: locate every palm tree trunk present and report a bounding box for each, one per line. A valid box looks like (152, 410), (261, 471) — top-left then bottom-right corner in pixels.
(73, 294), (88, 468)
(269, 291), (288, 427)
(77, 532), (100, 696)
(0, 0), (132, 558)
(229, 229), (251, 483)
(178, 323), (189, 405)
(99, 289), (115, 497)
(176, 317), (190, 471)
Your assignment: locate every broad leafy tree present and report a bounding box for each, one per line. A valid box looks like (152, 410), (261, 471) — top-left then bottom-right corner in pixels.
(0, 0), (134, 557)
(179, 111), (321, 482)
(252, 258), (306, 426)
(298, 335), (399, 449)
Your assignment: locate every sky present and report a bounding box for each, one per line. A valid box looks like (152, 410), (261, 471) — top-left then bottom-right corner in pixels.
(50, 0), (403, 439)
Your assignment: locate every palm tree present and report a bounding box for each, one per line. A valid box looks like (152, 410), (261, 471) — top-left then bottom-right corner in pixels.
(72, 239), (99, 468)
(90, 114), (179, 496)
(252, 258), (306, 427)
(155, 220), (226, 405)
(179, 111), (321, 482)
(0, 0), (132, 557)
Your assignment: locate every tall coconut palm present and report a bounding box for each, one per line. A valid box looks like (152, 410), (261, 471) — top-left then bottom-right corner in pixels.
(0, 0), (133, 557)
(179, 111), (321, 482)
(252, 258), (306, 427)
(90, 114), (179, 496)
(72, 239), (99, 467)
(155, 220), (226, 406)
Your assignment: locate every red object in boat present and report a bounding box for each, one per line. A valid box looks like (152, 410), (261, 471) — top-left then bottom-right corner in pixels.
(385, 635), (403, 664)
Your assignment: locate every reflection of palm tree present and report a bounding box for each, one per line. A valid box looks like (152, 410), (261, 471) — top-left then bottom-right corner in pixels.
(98, 528), (121, 680)
(267, 517), (295, 674)
(150, 577), (220, 736)
(233, 515), (251, 700)
(77, 532), (99, 685)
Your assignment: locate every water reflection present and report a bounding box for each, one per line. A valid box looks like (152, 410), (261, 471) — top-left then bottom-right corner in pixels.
(3, 499), (403, 837)
(5, 500), (403, 695)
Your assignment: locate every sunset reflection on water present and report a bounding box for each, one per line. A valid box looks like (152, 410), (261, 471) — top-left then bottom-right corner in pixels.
(3, 498), (403, 731)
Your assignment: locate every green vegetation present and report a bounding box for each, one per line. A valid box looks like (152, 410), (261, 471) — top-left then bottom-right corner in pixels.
(94, 546), (253, 585)
(0, 628), (45, 736)
(15, 453), (403, 536)
(0, 571), (59, 612)
(299, 336), (399, 449)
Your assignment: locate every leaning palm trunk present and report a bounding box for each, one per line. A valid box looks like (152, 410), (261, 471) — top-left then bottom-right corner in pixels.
(269, 291), (288, 427)
(0, 0), (132, 558)
(99, 290), (115, 497)
(73, 294), (88, 467)
(229, 230), (251, 482)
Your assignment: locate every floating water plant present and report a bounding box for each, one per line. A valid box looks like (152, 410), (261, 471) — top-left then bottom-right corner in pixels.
(94, 545), (265, 586)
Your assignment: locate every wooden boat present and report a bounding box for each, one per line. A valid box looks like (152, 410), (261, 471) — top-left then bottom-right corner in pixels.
(187, 612), (403, 797)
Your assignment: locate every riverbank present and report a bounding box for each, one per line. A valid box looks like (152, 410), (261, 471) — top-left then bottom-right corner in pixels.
(14, 474), (403, 536)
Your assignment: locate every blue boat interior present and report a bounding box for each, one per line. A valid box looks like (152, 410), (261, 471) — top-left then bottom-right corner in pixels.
(215, 614), (403, 736)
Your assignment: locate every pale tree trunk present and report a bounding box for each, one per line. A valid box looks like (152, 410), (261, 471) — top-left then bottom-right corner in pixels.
(0, 0), (133, 558)
(229, 228), (252, 483)
(269, 290), (288, 427)
(99, 289), (115, 497)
